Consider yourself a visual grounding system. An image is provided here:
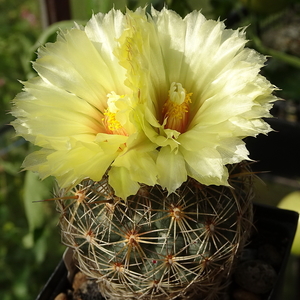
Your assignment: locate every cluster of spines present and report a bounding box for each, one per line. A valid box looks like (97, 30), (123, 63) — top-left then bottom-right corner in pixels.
(55, 162), (254, 299)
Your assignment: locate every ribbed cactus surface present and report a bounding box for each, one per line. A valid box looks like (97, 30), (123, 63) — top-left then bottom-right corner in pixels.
(56, 162), (253, 299)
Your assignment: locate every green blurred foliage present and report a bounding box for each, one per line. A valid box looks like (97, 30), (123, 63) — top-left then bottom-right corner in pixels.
(70, 0), (215, 19)
(0, 0), (40, 124)
(0, 1), (65, 299)
(1, 0), (300, 299)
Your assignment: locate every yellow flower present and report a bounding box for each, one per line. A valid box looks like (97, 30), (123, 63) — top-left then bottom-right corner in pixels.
(11, 7), (277, 198)
(114, 7), (277, 193)
(11, 9), (157, 199)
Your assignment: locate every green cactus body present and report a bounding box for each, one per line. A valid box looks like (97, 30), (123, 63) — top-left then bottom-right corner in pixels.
(56, 162), (253, 299)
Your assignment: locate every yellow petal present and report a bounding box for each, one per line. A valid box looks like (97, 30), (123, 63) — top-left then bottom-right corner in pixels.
(181, 147), (229, 186)
(22, 139), (122, 188)
(111, 133), (158, 188)
(35, 29), (127, 113)
(156, 146), (187, 193)
(108, 166), (140, 200)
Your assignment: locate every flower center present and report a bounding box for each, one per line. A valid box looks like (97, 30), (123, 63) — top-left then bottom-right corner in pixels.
(102, 92), (128, 136)
(162, 82), (192, 133)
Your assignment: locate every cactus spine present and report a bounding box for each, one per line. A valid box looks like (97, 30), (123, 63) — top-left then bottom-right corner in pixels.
(56, 162), (254, 299)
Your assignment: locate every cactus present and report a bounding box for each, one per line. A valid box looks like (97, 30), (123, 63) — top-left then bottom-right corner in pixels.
(56, 162), (254, 299)
(9, 5), (276, 300)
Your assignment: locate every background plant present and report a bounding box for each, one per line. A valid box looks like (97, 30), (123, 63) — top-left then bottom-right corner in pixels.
(0, 1), (64, 299)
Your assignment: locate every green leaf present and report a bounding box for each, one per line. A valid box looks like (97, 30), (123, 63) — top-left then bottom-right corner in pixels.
(23, 171), (53, 236)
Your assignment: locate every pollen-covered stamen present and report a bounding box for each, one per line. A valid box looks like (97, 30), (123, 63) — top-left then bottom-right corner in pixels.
(162, 82), (192, 133)
(102, 92), (128, 136)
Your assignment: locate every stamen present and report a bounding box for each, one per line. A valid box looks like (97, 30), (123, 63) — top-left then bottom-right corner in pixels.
(103, 111), (123, 132)
(102, 92), (128, 136)
(162, 82), (192, 133)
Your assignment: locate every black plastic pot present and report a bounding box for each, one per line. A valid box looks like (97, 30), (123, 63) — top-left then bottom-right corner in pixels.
(35, 203), (298, 300)
(246, 118), (300, 179)
(245, 203), (299, 300)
